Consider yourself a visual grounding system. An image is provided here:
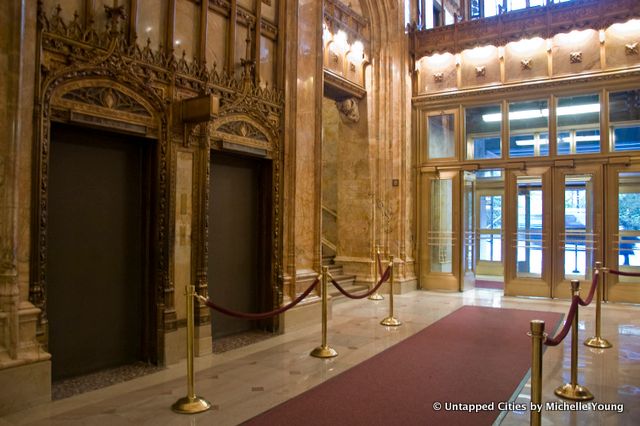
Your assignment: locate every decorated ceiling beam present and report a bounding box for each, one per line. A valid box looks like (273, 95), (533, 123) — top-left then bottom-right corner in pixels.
(410, 0), (640, 57)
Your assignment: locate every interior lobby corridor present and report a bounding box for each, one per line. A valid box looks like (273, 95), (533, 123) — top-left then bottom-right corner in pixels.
(1, 289), (637, 425)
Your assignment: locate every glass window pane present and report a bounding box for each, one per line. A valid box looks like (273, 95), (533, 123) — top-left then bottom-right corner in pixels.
(428, 114), (455, 159)
(558, 131), (571, 155)
(618, 172), (640, 279)
(610, 89), (640, 152)
(509, 100), (549, 158)
(479, 195), (502, 229)
(466, 104), (502, 159)
(575, 129), (601, 154)
(564, 175), (593, 280)
(430, 179), (453, 273)
(516, 177), (543, 278)
(508, 0), (527, 11)
(557, 93), (601, 155)
(479, 234), (502, 262)
(483, 0), (500, 17)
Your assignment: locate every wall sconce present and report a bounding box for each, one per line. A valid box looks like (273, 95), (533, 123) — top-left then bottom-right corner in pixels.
(599, 30), (606, 44)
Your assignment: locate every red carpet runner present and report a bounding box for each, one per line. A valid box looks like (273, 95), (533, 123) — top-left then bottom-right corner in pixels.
(244, 306), (562, 426)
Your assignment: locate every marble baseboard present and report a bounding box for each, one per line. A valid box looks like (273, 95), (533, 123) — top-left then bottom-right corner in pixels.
(0, 360), (50, 416)
(377, 278), (418, 295)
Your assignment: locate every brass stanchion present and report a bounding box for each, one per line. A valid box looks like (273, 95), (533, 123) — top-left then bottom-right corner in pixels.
(310, 267), (338, 358)
(584, 261), (612, 349)
(529, 320), (545, 426)
(380, 256), (402, 327)
(554, 280), (594, 401)
(368, 245), (384, 301)
(172, 285), (211, 414)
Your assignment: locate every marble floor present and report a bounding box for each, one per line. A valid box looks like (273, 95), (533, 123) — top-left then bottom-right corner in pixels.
(1, 289), (638, 426)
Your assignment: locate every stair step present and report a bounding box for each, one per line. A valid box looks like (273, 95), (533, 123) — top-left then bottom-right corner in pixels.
(327, 264), (343, 275)
(322, 255), (335, 266)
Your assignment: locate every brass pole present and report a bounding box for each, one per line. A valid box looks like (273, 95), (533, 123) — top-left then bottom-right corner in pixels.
(554, 280), (594, 401)
(368, 245), (384, 301)
(380, 256), (402, 327)
(585, 261), (612, 348)
(530, 320), (545, 426)
(310, 267), (338, 358)
(172, 285), (211, 413)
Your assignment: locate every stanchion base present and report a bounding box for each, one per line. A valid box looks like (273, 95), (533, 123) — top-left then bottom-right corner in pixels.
(368, 292), (384, 301)
(554, 383), (594, 401)
(171, 396), (212, 414)
(380, 316), (402, 327)
(310, 345), (338, 358)
(584, 336), (612, 349)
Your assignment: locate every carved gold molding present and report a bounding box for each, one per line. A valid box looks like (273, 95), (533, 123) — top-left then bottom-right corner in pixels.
(32, 3), (286, 348)
(410, 0), (640, 57)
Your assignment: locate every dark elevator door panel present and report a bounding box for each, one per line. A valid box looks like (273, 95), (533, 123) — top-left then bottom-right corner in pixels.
(48, 125), (144, 380)
(209, 153), (259, 338)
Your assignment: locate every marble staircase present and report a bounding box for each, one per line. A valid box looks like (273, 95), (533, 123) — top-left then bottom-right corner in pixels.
(321, 255), (368, 301)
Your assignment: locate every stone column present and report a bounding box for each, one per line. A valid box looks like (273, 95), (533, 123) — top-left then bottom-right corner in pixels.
(0, 0), (51, 416)
(281, 0), (324, 330)
(362, 0), (417, 293)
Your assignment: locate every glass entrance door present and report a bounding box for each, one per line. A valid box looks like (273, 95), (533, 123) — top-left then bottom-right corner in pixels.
(553, 165), (602, 299)
(462, 171), (476, 291)
(606, 166), (640, 303)
(505, 167), (552, 297)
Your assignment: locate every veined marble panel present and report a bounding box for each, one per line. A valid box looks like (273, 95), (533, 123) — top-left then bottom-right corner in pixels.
(138, 0), (167, 51)
(262, 0), (278, 24)
(417, 53), (457, 94)
(175, 0), (199, 62)
(260, 35), (275, 88)
(461, 45), (500, 88)
(235, 23), (249, 79)
(206, 10), (227, 69)
(605, 19), (640, 69)
(552, 29), (600, 76)
(238, 0), (254, 13)
(505, 37), (548, 82)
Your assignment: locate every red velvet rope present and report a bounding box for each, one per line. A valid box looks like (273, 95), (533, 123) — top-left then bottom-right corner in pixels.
(544, 296), (579, 347)
(202, 277), (319, 320)
(329, 265), (391, 300)
(607, 268), (640, 277)
(578, 271), (599, 307)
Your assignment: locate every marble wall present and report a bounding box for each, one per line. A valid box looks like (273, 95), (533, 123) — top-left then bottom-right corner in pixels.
(175, 0), (199, 61)
(138, 0), (168, 51)
(206, 10), (227, 68)
(0, 0), (51, 415)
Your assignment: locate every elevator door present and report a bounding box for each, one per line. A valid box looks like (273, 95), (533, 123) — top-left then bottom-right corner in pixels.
(48, 124), (148, 380)
(209, 152), (262, 338)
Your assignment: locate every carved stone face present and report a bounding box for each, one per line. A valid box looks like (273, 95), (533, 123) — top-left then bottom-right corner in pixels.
(335, 97), (360, 123)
